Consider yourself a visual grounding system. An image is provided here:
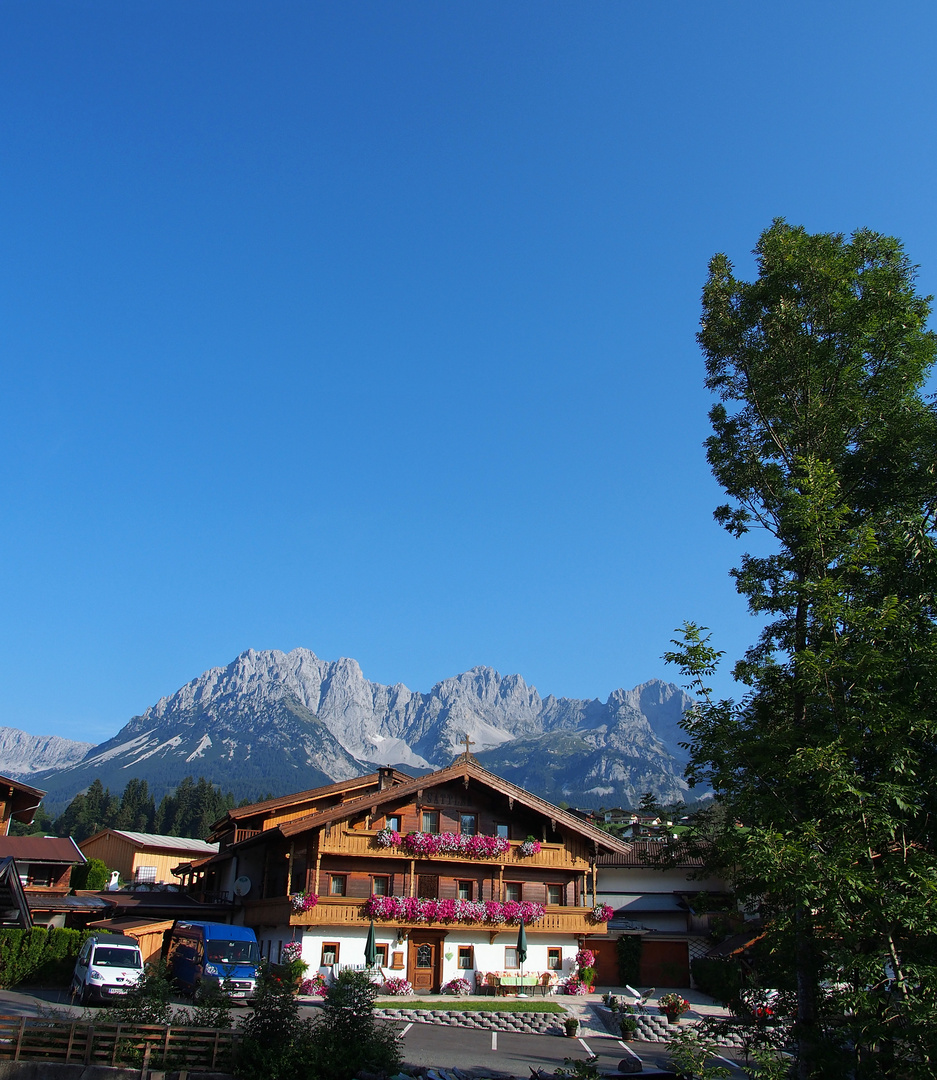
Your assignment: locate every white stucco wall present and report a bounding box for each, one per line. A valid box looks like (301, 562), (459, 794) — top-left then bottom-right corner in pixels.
(292, 926), (582, 989)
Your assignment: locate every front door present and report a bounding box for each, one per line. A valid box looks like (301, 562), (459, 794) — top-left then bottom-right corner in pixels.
(408, 935), (441, 993)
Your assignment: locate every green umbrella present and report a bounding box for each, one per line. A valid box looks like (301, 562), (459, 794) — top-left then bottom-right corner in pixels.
(364, 919), (378, 967)
(516, 918), (528, 970)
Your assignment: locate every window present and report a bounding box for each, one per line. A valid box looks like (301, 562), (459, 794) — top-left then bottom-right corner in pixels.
(458, 946), (474, 969)
(495, 823), (509, 839)
(386, 815), (401, 832)
(329, 874), (347, 896)
(375, 943), (389, 967)
(135, 866), (157, 883)
(421, 810), (439, 834)
(547, 884), (564, 906)
(417, 874), (438, 899)
(457, 880), (473, 900)
(504, 881), (522, 902)
(321, 942), (339, 966)
(504, 947), (519, 969)
(547, 948), (562, 970)
(372, 875), (390, 896)
(459, 813), (477, 835)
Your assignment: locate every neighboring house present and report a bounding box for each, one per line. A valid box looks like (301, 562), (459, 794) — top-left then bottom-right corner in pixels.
(0, 857), (34, 928)
(0, 836), (87, 928)
(177, 756), (632, 992)
(593, 841), (732, 987)
(0, 774), (45, 836)
(79, 830), (218, 886)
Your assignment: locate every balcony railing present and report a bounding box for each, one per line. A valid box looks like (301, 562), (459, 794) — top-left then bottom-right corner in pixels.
(318, 830), (586, 868)
(276, 897), (605, 935)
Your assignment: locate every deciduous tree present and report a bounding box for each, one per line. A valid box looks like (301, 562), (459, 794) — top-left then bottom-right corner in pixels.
(667, 220), (937, 1078)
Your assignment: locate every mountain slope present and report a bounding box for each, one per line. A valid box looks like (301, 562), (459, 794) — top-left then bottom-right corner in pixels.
(21, 648), (693, 809)
(0, 728), (94, 780)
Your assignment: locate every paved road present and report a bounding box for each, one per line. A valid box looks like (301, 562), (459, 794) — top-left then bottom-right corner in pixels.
(394, 1019), (748, 1077)
(0, 990), (751, 1077)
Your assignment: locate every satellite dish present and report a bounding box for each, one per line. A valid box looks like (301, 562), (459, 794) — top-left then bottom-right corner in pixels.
(233, 876), (252, 897)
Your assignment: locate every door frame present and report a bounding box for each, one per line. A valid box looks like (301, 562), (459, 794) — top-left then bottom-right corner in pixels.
(406, 930), (447, 993)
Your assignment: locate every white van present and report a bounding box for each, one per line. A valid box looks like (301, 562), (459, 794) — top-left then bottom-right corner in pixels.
(71, 934), (144, 1004)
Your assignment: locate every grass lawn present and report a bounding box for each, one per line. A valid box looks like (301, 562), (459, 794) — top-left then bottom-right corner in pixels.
(374, 998), (565, 1013)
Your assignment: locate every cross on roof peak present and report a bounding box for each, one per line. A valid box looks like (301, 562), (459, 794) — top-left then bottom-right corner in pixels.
(456, 733), (476, 762)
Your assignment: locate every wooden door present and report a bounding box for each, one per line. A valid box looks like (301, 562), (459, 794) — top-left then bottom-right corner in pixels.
(640, 941), (689, 988)
(588, 939), (620, 987)
(408, 936), (440, 993)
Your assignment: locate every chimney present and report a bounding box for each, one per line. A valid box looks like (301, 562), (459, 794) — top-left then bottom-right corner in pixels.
(377, 767), (394, 791)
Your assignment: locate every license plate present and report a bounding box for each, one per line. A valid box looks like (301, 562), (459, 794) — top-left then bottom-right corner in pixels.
(109, 988), (128, 995)
(231, 992), (246, 997)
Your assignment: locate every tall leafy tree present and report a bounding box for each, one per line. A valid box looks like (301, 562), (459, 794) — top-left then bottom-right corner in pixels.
(667, 221), (937, 1078)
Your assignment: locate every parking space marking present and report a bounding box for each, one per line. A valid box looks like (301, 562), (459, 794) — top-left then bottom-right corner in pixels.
(578, 1038), (592, 1054)
(715, 1054), (744, 1074)
(400, 1023), (413, 1036)
(616, 1039), (643, 1068)
(491, 1032), (497, 1051)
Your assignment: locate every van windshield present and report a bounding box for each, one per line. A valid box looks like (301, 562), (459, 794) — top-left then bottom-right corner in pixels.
(205, 940), (260, 965)
(93, 947), (142, 969)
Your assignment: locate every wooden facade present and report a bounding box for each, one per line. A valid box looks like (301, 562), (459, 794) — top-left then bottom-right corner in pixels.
(187, 757), (632, 991)
(0, 775), (45, 837)
(79, 830), (218, 886)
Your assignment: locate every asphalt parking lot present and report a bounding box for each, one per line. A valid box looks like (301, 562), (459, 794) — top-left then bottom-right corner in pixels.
(0, 988), (750, 1077)
(392, 1018), (749, 1078)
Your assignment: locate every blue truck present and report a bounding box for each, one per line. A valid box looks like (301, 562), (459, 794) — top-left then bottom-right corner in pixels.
(166, 921), (261, 1001)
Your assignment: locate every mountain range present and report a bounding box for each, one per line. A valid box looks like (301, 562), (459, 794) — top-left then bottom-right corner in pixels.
(0, 649), (695, 811)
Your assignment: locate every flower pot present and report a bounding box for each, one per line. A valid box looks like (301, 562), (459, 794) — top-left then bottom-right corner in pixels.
(665, 1011), (681, 1024)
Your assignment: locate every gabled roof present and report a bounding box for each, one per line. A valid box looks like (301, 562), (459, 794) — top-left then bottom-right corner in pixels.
(82, 830), (218, 855)
(596, 840), (709, 868)
(0, 774), (46, 827)
(216, 768), (413, 827)
(277, 759), (633, 855)
(0, 857), (32, 928)
(0, 836), (85, 864)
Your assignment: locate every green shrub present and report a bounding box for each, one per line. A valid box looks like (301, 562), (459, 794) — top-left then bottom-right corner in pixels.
(314, 969), (400, 1080)
(0, 927), (91, 988)
(71, 858), (111, 891)
(237, 964), (313, 1080)
(100, 958), (174, 1026)
(616, 934), (642, 985)
(690, 957), (742, 1008)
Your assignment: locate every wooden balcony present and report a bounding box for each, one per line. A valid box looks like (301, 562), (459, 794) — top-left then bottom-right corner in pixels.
(240, 896), (607, 936)
(317, 830), (588, 869)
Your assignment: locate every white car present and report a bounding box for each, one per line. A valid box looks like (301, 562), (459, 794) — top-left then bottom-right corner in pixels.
(71, 934), (144, 1005)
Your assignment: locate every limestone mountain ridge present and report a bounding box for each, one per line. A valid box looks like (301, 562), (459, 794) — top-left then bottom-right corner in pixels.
(9, 648), (694, 810)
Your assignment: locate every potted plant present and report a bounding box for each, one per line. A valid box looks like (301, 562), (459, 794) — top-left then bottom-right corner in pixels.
(564, 1016), (580, 1038)
(658, 992), (690, 1023)
(619, 1014), (638, 1041)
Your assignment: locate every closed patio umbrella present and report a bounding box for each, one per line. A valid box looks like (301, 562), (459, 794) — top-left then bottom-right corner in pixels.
(364, 919), (378, 968)
(516, 918), (528, 972)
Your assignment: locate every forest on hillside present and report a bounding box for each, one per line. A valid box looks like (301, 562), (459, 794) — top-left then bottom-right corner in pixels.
(12, 775), (263, 842)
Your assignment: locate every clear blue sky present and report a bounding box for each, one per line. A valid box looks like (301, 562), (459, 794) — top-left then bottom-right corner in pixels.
(2, 2), (935, 743)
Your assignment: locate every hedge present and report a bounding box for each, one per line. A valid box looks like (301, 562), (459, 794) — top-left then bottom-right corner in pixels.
(616, 934), (642, 986)
(0, 927), (94, 988)
(690, 957), (742, 1007)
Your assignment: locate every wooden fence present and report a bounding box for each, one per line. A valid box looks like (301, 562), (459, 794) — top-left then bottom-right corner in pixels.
(0, 1014), (239, 1072)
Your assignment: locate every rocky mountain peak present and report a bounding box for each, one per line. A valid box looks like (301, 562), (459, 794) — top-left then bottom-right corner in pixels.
(14, 649), (695, 811)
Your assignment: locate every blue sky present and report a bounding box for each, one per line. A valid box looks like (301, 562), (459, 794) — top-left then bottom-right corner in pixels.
(2, 3), (936, 743)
